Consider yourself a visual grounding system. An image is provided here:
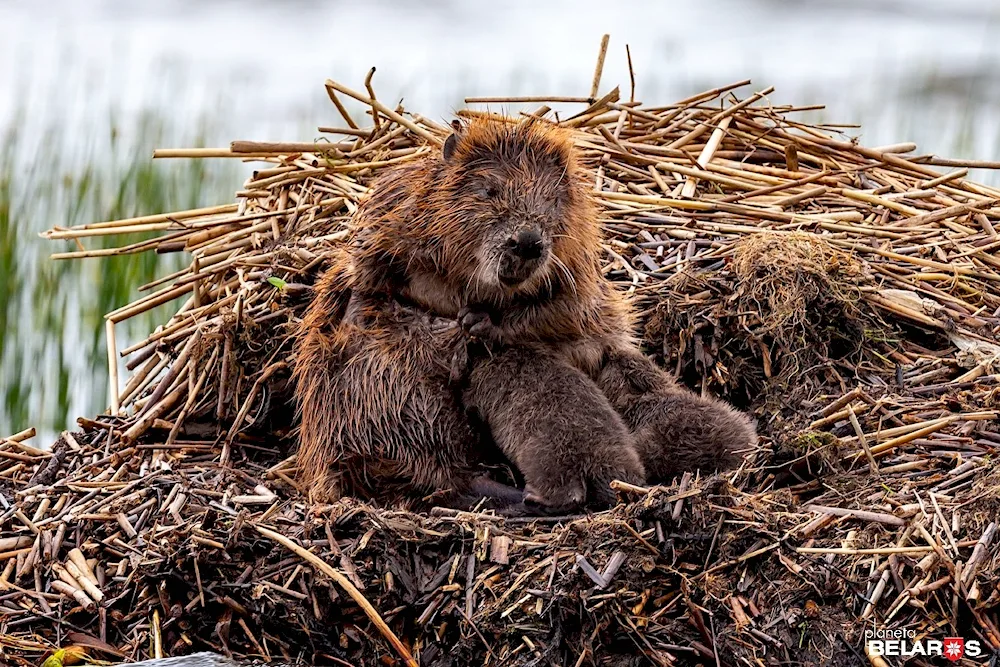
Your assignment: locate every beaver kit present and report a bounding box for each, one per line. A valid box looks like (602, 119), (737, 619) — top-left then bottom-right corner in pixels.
(4, 58), (1000, 665)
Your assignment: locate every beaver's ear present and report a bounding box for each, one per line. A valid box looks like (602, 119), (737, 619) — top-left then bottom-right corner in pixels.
(442, 119), (464, 162)
(443, 133), (459, 162)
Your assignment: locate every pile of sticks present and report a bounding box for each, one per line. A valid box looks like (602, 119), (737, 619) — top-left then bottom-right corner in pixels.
(3, 44), (1000, 664)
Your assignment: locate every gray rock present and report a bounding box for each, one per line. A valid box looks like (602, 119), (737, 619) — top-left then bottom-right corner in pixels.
(113, 653), (289, 667)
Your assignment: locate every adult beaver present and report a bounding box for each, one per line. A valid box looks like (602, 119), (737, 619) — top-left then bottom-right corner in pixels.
(293, 249), (507, 506)
(294, 117), (755, 510)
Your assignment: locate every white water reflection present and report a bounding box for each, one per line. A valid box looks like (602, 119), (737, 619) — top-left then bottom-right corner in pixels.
(2, 0), (999, 151)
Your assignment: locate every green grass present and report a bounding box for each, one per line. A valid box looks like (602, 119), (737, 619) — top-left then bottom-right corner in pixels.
(0, 108), (241, 438)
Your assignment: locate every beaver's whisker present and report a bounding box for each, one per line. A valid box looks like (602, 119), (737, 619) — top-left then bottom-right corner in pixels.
(491, 253), (503, 287)
(464, 269), (477, 299)
(538, 267), (551, 298)
(552, 255), (577, 296)
(551, 233), (583, 245)
(469, 251), (491, 297)
(554, 163), (569, 190)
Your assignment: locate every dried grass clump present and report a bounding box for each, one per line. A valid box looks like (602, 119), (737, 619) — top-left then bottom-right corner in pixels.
(643, 234), (882, 413)
(721, 232), (880, 398)
(730, 232), (869, 343)
(3, 40), (1000, 666)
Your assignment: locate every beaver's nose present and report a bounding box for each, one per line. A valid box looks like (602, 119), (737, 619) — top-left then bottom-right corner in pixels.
(509, 229), (543, 260)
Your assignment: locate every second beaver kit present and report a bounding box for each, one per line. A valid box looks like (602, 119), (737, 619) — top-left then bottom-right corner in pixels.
(294, 116), (757, 512)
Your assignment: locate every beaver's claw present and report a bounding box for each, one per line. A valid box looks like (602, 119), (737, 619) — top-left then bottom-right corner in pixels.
(458, 306), (500, 344)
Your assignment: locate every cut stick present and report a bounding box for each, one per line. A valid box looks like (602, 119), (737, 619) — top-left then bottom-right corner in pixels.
(256, 526), (417, 667)
(590, 34), (611, 100)
(153, 148), (277, 159)
(806, 505), (904, 527)
(41, 204), (238, 236)
(230, 141), (352, 156)
(106, 320), (120, 415)
(325, 79), (441, 147)
(681, 116), (732, 198)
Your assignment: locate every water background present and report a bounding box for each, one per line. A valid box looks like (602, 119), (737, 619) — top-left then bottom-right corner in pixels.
(2, 0), (999, 439)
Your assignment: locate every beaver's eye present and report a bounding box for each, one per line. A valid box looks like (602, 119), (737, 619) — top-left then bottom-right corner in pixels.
(479, 185), (499, 199)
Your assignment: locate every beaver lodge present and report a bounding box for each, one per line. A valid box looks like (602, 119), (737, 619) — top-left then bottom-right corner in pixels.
(4, 49), (1000, 666)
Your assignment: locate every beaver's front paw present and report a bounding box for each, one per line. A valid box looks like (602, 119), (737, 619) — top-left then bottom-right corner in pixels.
(458, 306), (501, 345)
(449, 344), (471, 385)
(585, 444), (646, 508)
(449, 309), (499, 385)
(522, 478), (587, 514)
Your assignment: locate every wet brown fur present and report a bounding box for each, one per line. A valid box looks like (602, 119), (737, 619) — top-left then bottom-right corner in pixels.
(463, 346), (644, 511)
(354, 118), (633, 371)
(294, 117), (756, 507)
(596, 348), (757, 482)
(293, 248), (482, 502)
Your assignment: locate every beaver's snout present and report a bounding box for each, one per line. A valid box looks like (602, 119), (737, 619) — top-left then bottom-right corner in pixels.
(498, 228), (548, 286)
(507, 229), (544, 260)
